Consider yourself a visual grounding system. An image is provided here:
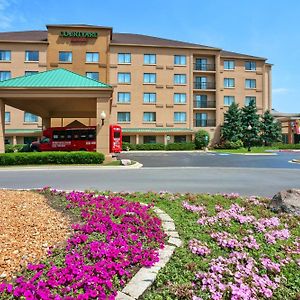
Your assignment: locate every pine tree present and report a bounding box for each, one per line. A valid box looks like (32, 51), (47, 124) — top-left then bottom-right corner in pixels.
(221, 102), (243, 142)
(261, 110), (282, 146)
(241, 99), (261, 149)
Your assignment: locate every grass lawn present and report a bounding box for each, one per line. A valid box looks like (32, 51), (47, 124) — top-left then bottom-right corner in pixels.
(211, 146), (279, 153)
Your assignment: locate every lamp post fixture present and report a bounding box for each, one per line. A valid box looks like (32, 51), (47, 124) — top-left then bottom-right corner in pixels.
(100, 111), (106, 126)
(247, 124), (252, 152)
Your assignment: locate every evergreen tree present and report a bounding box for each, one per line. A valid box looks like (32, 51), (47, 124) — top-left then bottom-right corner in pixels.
(221, 102), (243, 142)
(241, 100), (261, 149)
(261, 110), (282, 146)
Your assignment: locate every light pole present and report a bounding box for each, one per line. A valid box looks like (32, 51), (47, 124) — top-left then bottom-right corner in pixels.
(247, 124), (252, 152)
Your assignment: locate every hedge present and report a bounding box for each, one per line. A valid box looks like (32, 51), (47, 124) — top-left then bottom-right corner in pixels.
(5, 144), (28, 153)
(165, 142), (196, 151)
(0, 152), (105, 166)
(122, 142), (196, 151)
(278, 143), (300, 150)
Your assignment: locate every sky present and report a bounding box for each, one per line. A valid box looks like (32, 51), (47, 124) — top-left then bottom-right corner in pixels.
(0, 0), (299, 113)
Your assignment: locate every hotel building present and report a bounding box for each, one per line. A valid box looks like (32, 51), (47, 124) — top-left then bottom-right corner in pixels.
(0, 24), (272, 146)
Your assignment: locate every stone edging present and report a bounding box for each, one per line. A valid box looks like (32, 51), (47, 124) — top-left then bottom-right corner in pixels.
(116, 207), (182, 300)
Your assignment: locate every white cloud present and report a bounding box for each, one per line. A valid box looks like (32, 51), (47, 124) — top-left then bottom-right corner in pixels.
(272, 88), (289, 94)
(0, 0), (22, 30)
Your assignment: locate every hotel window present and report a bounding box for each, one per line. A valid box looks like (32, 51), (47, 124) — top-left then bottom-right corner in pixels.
(245, 79), (256, 89)
(174, 135), (187, 143)
(59, 51), (72, 62)
(245, 96), (256, 106)
(86, 72), (99, 81)
(224, 78), (235, 88)
(143, 73), (156, 84)
(0, 50), (11, 61)
(144, 54), (156, 64)
(117, 112), (131, 122)
(25, 51), (39, 62)
(194, 95), (207, 108)
(86, 52), (99, 63)
(25, 71), (38, 76)
(224, 60), (235, 70)
(174, 112), (187, 123)
(245, 61), (256, 71)
(118, 72), (131, 84)
(174, 55), (186, 65)
(117, 92), (131, 103)
(0, 71), (11, 81)
(143, 112), (156, 122)
(144, 136), (156, 144)
(195, 112), (208, 127)
(174, 93), (187, 104)
(118, 53), (131, 64)
(224, 96), (235, 106)
(174, 74), (187, 84)
(24, 112), (38, 123)
(143, 93), (156, 103)
(5, 112), (10, 123)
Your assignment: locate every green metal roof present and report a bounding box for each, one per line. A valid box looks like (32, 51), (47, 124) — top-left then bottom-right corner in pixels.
(0, 68), (112, 88)
(5, 129), (42, 134)
(122, 127), (194, 133)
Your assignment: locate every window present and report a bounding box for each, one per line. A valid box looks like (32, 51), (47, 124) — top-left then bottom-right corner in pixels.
(143, 93), (156, 103)
(5, 112), (10, 123)
(25, 51), (39, 62)
(245, 79), (256, 89)
(174, 135), (187, 143)
(174, 74), (187, 84)
(194, 95), (207, 108)
(224, 60), (235, 70)
(195, 113), (208, 127)
(174, 93), (187, 104)
(174, 112), (187, 123)
(224, 78), (235, 88)
(245, 61), (256, 71)
(117, 92), (131, 103)
(143, 112), (156, 122)
(86, 52), (99, 62)
(86, 72), (99, 81)
(195, 58), (208, 71)
(143, 73), (156, 84)
(0, 71), (11, 81)
(118, 72), (131, 83)
(24, 136), (38, 144)
(117, 112), (131, 122)
(59, 51), (72, 62)
(122, 136), (131, 143)
(245, 96), (256, 106)
(0, 50), (11, 61)
(118, 53), (131, 64)
(24, 112), (38, 123)
(144, 54), (156, 64)
(144, 136), (156, 144)
(25, 71), (38, 76)
(224, 96), (235, 106)
(174, 55), (186, 65)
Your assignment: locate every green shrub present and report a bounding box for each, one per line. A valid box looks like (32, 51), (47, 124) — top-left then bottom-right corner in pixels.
(122, 142), (136, 151)
(0, 152), (105, 166)
(194, 130), (210, 149)
(165, 142), (195, 151)
(214, 140), (243, 149)
(5, 144), (27, 153)
(135, 143), (165, 150)
(278, 143), (300, 150)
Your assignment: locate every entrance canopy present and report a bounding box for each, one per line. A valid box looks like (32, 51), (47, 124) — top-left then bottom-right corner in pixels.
(0, 68), (113, 154)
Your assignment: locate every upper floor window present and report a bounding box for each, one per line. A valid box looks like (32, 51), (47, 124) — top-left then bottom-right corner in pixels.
(5, 112), (10, 123)
(25, 51), (39, 62)
(86, 72), (99, 81)
(118, 72), (131, 84)
(117, 92), (131, 103)
(224, 60), (235, 70)
(117, 112), (131, 122)
(143, 93), (156, 103)
(143, 112), (156, 122)
(143, 73), (156, 84)
(174, 112), (187, 123)
(59, 51), (72, 62)
(86, 52), (99, 63)
(245, 61), (256, 71)
(224, 96), (235, 106)
(245, 96), (256, 106)
(144, 54), (156, 65)
(24, 112), (38, 123)
(174, 74), (187, 84)
(25, 71), (38, 76)
(118, 53), (131, 64)
(245, 79), (256, 89)
(0, 71), (11, 81)
(174, 55), (186, 65)
(224, 78), (235, 88)
(0, 50), (11, 61)
(174, 93), (187, 104)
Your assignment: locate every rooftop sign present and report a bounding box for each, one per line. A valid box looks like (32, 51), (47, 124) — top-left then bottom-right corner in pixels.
(60, 31), (98, 38)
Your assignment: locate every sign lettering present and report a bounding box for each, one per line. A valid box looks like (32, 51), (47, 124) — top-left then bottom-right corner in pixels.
(60, 31), (98, 38)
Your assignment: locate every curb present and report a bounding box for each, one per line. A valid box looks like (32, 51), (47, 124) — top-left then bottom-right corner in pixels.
(121, 150), (206, 154)
(116, 207), (181, 300)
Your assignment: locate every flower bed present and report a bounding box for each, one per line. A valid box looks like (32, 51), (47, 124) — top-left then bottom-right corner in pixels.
(0, 189), (165, 299)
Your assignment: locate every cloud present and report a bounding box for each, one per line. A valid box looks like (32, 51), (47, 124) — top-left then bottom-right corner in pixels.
(272, 88), (289, 94)
(0, 0), (24, 30)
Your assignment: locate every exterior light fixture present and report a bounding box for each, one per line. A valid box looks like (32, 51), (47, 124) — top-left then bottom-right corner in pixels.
(100, 111), (106, 126)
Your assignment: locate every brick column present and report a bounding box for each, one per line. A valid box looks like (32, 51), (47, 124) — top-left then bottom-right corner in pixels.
(96, 97), (110, 155)
(0, 99), (5, 153)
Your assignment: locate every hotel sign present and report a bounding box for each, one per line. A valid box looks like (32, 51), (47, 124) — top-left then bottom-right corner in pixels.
(60, 31), (98, 38)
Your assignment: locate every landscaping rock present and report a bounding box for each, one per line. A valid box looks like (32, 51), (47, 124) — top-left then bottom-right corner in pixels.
(270, 189), (300, 215)
(121, 159), (132, 166)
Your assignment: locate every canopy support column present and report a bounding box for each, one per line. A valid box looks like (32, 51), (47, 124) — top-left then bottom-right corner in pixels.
(96, 97), (110, 155)
(0, 99), (5, 153)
